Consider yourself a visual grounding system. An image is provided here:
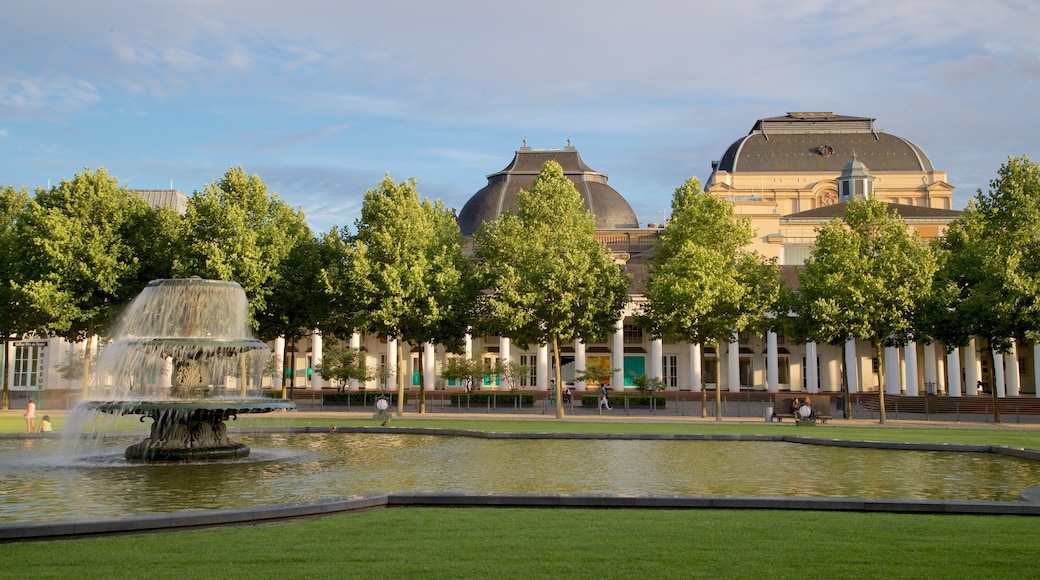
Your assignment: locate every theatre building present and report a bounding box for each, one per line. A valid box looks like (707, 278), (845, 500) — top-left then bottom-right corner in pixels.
(281, 113), (1033, 399)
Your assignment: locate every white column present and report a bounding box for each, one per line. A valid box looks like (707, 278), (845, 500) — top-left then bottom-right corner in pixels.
(464, 331), (473, 361)
(1005, 341), (1020, 396)
(766, 331), (779, 393)
(946, 347), (962, 397)
(348, 332), (361, 390)
(727, 337), (740, 392)
(1034, 344), (1040, 398)
(650, 338), (663, 381)
(386, 338), (398, 391)
(500, 336), (511, 390)
(689, 343), (702, 392)
(844, 339), (860, 394)
(903, 341), (919, 396)
(310, 330), (323, 391)
(964, 338), (979, 394)
(612, 318), (624, 389)
(923, 342), (938, 394)
(575, 340), (587, 391)
(992, 347), (1007, 397)
(884, 345), (901, 395)
(274, 336), (286, 387)
(537, 344), (549, 391)
(805, 342), (818, 393)
(423, 343), (436, 391)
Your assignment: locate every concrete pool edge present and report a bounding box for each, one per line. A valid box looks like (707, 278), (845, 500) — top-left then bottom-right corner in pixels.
(3, 491), (1039, 543)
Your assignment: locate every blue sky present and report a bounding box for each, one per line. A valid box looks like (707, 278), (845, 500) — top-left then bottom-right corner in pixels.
(3, 1), (1039, 234)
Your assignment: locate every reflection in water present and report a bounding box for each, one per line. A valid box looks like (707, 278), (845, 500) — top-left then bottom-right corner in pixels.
(1, 433), (1038, 523)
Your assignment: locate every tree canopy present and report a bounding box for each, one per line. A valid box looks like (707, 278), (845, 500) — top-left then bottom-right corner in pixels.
(474, 160), (629, 418)
(640, 178), (779, 419)
(338, 174), (474, 413)
(174, 166), (311, 326)
(796, 198), (935, 423)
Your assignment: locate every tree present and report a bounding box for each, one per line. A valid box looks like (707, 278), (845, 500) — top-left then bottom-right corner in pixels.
(174, 167), (311, 326)
(338, 175), (474, 415)
(10, 168), (174, 398)
(640, 178), (779, 420)
(927, 156), (1040, 422)
(796, 198), (935, 423)
(315, 341), (372, 391)
(0, 186), (34, 409)
(474, 161), (630, 419)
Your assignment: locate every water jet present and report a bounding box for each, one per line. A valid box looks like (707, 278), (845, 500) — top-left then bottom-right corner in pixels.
(80, 278), (294, 461)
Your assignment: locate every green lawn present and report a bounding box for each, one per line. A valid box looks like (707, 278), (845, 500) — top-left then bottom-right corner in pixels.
(1, 508), (1035, 579)
(4, 413), (1040, 450)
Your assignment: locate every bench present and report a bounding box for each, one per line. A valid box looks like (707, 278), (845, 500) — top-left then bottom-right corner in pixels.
(773, 394), (832, 424)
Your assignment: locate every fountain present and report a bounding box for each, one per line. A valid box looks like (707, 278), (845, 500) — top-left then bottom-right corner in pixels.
(82, 278), (294, 461)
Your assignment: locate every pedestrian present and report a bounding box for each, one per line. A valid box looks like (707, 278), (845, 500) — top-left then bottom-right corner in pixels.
(38, 414), (53, 433)
(598, 385), (612, 413)
(24, 396), (36, 433)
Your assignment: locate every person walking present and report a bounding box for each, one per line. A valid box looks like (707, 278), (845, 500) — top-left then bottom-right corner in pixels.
(598, 385), (612, 414)
(24, 396), (36, 433)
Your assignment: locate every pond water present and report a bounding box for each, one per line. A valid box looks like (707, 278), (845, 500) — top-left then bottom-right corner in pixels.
(2, 433), (1039, 523)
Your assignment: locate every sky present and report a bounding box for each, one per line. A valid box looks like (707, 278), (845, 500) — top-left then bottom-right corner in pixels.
(2, 0), (1039, 234)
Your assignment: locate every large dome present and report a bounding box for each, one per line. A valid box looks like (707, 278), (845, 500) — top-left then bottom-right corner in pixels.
(713, 112), (935, 174)
(457, 143), (639, 236)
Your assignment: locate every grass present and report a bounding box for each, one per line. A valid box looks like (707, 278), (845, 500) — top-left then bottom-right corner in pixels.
(4, 413), (1040, 449)
(1, 508), (1036, 579)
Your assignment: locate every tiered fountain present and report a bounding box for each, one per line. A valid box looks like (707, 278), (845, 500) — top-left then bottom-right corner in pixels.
(84, 278), (294, 461)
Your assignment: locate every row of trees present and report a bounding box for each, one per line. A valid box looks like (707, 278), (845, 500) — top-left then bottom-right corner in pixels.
(3, 156), (1038, 423)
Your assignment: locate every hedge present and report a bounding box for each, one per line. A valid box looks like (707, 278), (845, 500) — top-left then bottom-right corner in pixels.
(579, 394), (666, 408)
(449, 392), (537, 406)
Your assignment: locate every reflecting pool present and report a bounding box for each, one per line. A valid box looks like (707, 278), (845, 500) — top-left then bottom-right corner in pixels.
(3, 433), (1039, 523)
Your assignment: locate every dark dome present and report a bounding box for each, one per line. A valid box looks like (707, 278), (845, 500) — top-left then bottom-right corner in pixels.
(713, 113), (935, 174)
(457, 145), (639, 236)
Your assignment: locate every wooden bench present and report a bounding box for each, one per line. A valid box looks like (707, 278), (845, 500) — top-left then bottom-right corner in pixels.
(773, 394), (832, 424)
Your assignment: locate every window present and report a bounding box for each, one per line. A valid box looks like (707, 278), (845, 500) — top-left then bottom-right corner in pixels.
(622, 324), (644, 344)
(519, 355), (537, 387)
(662, 355), (677, 388)
(739, 357), (753, 389)
(702, 357), (717, 387)
(778, 356), (790, 385)
(13, 343), (43, 389)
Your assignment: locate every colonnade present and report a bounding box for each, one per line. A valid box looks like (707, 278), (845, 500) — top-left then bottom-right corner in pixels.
(276, 327), (1039, 398)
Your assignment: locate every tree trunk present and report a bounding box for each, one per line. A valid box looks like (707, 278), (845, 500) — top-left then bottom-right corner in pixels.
(81, 334), (94, 401)
(989, 346), (1002, 424)
(396, 339), (406, 416)
(873, 340), (887, 424)
(280, 339), (289, 400)
(418, 342), (427, 414)
(715, 353), (722, 422)
(552, 334), (564, 419)
(1, 338), (9, 411)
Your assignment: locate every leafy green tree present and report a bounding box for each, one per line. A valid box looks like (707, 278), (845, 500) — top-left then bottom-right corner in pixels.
(474, 160), (629, 419)
(0, 186), (34, 409)
(927, 156), (1040, 422)
(174, 167), (311, 326)
(640, 178), (779, 420)
(339, 175), (474, 414)
(439, 356), (487, 391)
(254, 233), (329, 396)
(796, 198), (935, 423)
(10, 169), (173, 398)
(316, 341), (372, 391)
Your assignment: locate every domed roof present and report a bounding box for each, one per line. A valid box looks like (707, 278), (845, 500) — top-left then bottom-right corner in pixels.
(457, 143), (639, 236)
(713, 112), (935, 174)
